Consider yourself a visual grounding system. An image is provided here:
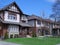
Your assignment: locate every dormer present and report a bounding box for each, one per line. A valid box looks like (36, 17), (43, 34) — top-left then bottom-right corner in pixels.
(21, 14), (28, 23)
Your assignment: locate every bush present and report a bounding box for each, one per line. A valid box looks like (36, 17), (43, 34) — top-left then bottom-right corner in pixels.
(4, 32), (8, 39)
(32, 32), (36, 37)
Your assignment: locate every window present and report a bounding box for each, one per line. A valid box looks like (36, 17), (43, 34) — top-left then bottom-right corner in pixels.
(8, 14), (17, 20)
(37, 21), (41, 25)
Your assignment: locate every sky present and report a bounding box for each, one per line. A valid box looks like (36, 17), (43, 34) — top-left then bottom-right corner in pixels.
(0, 0), (56, 18)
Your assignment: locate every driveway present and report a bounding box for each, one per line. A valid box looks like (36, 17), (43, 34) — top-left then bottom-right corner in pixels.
(0, 41), (21, 45)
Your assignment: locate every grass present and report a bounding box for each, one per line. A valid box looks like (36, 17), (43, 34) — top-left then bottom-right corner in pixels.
(4, 37), (60, 45)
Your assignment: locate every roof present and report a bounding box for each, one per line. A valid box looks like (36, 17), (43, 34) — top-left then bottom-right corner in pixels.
(44, 19), (54, 23)
(27, 15), (43, 21)
(0, 18), (32, 27)
(20, 22), (32, 27)
(2, 21), (32, 27)
(27, 15), (54, 23)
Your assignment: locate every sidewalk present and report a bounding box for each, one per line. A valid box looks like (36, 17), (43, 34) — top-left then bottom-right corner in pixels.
(0, 41), (21, 45)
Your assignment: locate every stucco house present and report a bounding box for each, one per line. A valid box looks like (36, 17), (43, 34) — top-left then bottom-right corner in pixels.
(0, 2), (60, 39)
(27, 15), (60, 36)
(0, 2), (32, 38)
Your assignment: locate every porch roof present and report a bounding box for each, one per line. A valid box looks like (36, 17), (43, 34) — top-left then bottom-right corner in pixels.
(2, 21), (32, 27)
(20, 22), (32, 27)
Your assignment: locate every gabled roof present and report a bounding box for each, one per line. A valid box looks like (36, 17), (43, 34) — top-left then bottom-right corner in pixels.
(27, 15), (54, 23)
(44, 19), (54, 23)
(0, 2), (23, 14)
(27, 15), (43, 20)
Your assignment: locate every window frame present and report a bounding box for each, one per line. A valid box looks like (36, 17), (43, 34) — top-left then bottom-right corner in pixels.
(37, 20), (41, 25)
(8, 13), (17, 20)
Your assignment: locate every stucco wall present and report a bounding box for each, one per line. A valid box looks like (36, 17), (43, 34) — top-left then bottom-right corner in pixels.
(4, 11), (20, 22)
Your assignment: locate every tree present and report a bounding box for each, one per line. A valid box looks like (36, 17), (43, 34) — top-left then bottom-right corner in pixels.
(50, 0), (60, 22)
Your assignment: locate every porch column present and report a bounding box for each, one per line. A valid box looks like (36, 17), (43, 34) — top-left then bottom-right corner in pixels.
(36, 29), (38, 37)
(8, 33), (10, 38)
(50, 26), (52, 35)
(20, 27), (22, 37)
(44, 30), (45, 35)
(57, 29), (59, 35)
(13, 34), (14, 38)
(29, 28), (32, 36)
(25, 28), (27, 36)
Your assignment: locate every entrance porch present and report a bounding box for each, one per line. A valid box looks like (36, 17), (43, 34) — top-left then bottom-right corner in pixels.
(37, 27), (50, 36)
(52, 28), (60, 36)
(19, 27), (32, 37)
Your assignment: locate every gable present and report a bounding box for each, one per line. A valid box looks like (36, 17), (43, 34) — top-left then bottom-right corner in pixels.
(1, 2), (23, 14)
(8, 5), (20, 12)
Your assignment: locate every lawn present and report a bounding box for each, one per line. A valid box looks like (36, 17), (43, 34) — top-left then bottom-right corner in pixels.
(5, 37), (60, 45)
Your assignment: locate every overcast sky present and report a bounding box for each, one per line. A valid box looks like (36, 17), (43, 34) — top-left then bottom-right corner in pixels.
(0, 0), (56, 18)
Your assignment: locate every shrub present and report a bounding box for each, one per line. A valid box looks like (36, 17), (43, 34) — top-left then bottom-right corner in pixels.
(32, 31), (36, 37)
(4, 32), (8, 39)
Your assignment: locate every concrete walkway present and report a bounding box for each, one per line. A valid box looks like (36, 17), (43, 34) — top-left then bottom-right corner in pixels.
(57, 44), (60, 45)
(0, 41), (21, 45)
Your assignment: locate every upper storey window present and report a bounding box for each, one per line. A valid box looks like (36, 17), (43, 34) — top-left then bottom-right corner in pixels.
(8, 13), (17, 20)
(37, 21), (41, 25)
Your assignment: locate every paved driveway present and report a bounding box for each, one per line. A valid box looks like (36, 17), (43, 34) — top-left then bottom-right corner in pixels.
(0, 41), (21, 45)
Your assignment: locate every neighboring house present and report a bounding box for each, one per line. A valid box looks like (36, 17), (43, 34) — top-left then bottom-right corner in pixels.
(27, 15), (60, 36)
(52, 22), (60, 36)
(0, 2), (32, 38)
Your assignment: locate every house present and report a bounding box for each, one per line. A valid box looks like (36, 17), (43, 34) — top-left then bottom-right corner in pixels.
(0, 2), (60, 39)
(52, 22), (60, 36)
(0, 2), (32, 38)
(27, 15), (60, 36)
